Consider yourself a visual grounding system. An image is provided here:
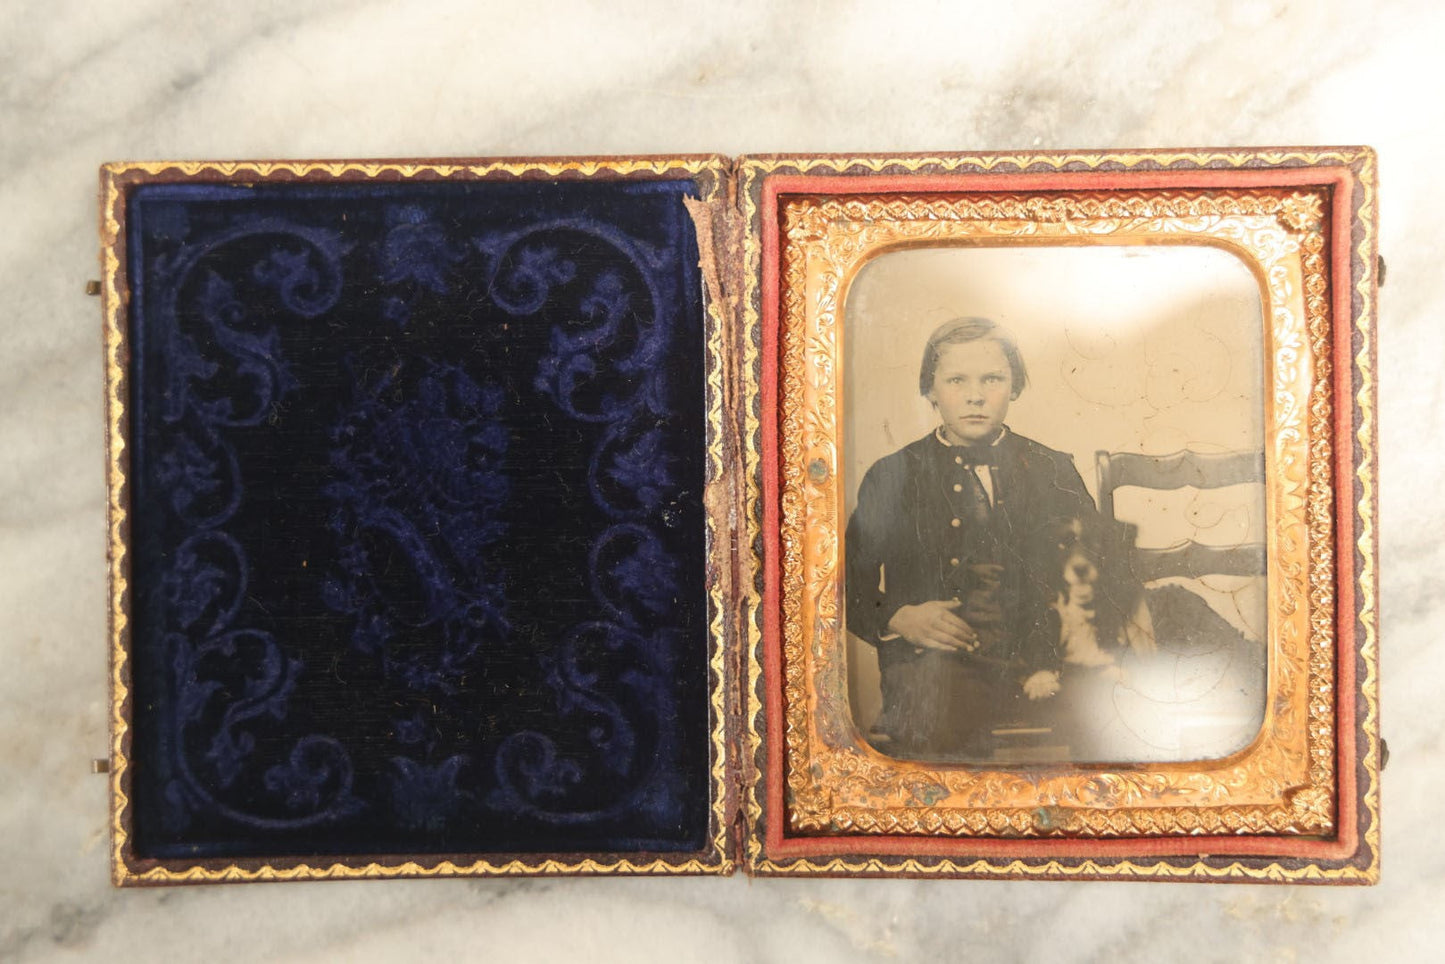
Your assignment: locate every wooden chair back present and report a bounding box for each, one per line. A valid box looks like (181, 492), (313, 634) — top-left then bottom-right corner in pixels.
(1095, 449), (1266, 582)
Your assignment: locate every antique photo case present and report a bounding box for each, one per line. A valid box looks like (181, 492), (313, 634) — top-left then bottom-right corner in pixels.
(745, 150), (1379, 882)
(99, 148), (1378, 886)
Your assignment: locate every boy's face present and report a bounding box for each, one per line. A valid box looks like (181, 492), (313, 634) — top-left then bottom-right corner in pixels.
(928, 339), (1014, 445)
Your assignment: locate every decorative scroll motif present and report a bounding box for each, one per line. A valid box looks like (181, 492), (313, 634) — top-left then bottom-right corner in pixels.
(774, 189), (1331, 839)
(105, 157), (736, 884)
(150, 222), (360, 830)
(323, 357), (511, 694)
(377, 203), (471, 327)
(468, 219), (688, 825)
(320, 209), (691, 826)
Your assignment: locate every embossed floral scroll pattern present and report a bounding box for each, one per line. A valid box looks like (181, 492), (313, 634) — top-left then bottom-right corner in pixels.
(474, 216), (697, 828)
(777, 191), (1335, 838)
(106, 158), (735, 884)
(146, 221), (361, 831)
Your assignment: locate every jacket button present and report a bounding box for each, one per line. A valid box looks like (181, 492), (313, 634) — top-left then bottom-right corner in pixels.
(950, 557), (960, 567)
(951, 518), (961, 527)
(954, 456), (963, 465)
(953, 483), (963, 492)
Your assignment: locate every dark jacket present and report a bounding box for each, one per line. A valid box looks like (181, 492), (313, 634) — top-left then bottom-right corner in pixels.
(846, 428), (1095, 693)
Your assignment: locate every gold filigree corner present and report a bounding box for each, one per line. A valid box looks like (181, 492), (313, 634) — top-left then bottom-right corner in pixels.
(1286, 785), (1335, 831)
(1280, 192), (1325, 233)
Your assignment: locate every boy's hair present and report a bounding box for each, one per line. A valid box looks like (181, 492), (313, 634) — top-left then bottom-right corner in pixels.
(918, 316), (1028, 399)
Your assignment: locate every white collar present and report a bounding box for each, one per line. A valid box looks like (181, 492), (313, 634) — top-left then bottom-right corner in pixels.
(933, 425), (1008, 448)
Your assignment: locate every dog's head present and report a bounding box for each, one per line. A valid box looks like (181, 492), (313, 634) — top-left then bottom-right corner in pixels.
(1049, 517), (1103, 607)
(1035, 514), (1147, 648)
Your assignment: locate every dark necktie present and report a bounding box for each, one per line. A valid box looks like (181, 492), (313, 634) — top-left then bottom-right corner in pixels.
(953, 443), (996, 524)
(959, 465), (991, 525)
(954, 443), (998, 468)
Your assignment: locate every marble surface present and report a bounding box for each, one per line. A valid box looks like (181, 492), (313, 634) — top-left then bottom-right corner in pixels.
(0, 0), (1439, 959)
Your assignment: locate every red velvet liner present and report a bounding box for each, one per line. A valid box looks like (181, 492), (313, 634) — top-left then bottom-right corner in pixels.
(758, 165), (1367, 868)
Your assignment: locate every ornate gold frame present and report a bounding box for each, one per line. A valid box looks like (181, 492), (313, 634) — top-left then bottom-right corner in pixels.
(742, 151), (1378, 882)
(785, 190), (1327, 831)
(101, 156), (738, 884)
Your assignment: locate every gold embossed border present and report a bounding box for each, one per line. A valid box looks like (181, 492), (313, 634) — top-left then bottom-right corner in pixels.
(785, 190), (1322, 830)
(740, 150), (1379, 883)
(100, 156), (736, 885)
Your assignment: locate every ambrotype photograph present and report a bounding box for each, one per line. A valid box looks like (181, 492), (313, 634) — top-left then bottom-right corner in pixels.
(842, 244), (1269, 766)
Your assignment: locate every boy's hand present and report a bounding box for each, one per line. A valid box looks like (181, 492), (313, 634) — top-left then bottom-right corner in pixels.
(887, 600), (978, 653)
(1023, 670), (1061, 701)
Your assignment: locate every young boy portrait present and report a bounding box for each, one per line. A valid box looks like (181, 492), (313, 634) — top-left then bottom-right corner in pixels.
(844, 316), (1097, 760)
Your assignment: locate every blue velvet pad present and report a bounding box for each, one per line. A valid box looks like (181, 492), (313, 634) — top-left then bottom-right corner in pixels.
(125, 178), (710, 859)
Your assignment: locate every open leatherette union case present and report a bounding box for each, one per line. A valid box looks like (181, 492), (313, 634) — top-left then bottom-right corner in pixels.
(100, 150), (1379, 884)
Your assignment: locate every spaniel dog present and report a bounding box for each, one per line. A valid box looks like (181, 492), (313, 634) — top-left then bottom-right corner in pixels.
(1043, 515), (1156, 677)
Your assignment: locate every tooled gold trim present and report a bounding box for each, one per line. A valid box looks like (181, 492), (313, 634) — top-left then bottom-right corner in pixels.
(736, 167), (768, 872)
(101, 157), (723, 180)
(740, 150), (1378, 882)
(699, 189), (738, 875)
(784, 191), (1323, 832)
(102, 157), (735, 884)
(1351, 150), (1381, 884)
